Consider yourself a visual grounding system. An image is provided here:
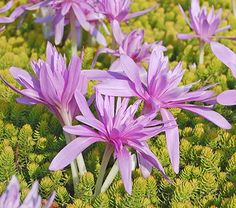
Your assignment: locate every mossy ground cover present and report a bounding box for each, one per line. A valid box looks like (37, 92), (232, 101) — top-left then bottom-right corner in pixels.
(0, 0), (236, 207)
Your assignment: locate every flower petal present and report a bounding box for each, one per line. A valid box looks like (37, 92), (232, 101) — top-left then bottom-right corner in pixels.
(62, 56), (81, 105)
(137, 153), (152, 178)
(49, 137), (101, 170)
(74, 91), (96, 119)
(96, 80), (136, 97)
(64, 125), (100, 137)
(54, 15), (65, 45)
(126, 4), (158, 20)
(217, 90), (236, 106)
(120, 55), (145, 97)
(160, 109), (180, 174)
(177, 33), (195, 40)
(83, 70), (127, 81)
(210, 41), (236, 78)
(179, 104), (232, 129)
(117, 147), (132, 194)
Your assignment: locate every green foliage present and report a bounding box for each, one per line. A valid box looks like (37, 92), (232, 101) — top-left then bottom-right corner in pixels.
(0, 0), (236, 207)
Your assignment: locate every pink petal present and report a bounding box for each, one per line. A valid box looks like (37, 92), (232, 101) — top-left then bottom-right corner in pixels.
(9, 67), (39, 89)
(89, 25), (107, 46)
(210, 41), (236, 78)
(217, 90), (236, 106)
(180, 104), (232, 129)
(177, 33), (195, 40)
(96, 79), (136, 97)
(74, 91), (96, 119)
(49, 137), (101, 170)
(111, 20), (125, 45)
(62, 56), (81, 105)
(83, 70), (127, 80)
(117, 147), (132, 194)
(126, 4), (159, 20)
(160, 109), (180, 174)
(0, 0), (13, 13)
(72, 4), (90, 31)
(64, 125), (100, 137)
(54, 16), (65, 45)
(120, 55), (145, 97)
(178, 4), (191, 26)
(137, 153), (152, 178)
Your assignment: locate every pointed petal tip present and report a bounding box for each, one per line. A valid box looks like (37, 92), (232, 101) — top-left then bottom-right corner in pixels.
(174, 166), (180, 174)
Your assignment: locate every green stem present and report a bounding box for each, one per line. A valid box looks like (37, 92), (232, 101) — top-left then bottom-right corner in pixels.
(232, 0), (236, 17)
(94, 144), (113, 197)
(199, 41), (205, 65)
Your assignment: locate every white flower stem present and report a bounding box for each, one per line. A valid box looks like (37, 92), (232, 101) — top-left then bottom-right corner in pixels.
(94, 144), (113, 197)
(101, 154), (137, 193)
(101, 161), (119, 193)
(60, 109), (87, 190)
(111, 34), (117, 62)
(63, 131), (80, 189)
(232, 0), (236, 17)
(199, 41), (205, 65)
(70, 12), (79, 56)
(40, 8), (52, 40)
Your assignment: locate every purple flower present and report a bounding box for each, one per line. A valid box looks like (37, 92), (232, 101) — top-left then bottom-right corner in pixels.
(177, 0), (236, 65)
(93, 0), (158, 23)
(43, 0), (107, 45)
(0, 176), (55, 208)
(0, 42), (87, 126)
(0, 0), (107, 46)
(49, 92), (170, 194)
(87, 46), (232, 174)
(177, 0), (233, 42)
(92, 20), (162, 69)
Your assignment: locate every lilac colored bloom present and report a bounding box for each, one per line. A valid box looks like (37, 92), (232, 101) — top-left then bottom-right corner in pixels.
(0, 0), (107, 46)
(0, 42), (87, 126)
(49, 92), (170, 194)
(88, 46), (232, 174)
(178, 0), (233, 42)
(93, 0), (158, 23)
(0, 176), (55, 208)
(92, 20), (161, 70)
(178, 0), (236, 65)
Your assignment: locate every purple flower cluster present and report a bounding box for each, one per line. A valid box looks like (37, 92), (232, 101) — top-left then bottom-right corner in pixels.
(0, 0), (236, 200)
(85, 45), (231, 173)
(0, 0), (157, 46)
(0, 176), (55, 208)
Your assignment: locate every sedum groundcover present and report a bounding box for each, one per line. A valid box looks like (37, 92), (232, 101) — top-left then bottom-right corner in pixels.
(0, 0), (236, 207)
